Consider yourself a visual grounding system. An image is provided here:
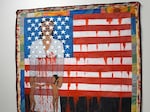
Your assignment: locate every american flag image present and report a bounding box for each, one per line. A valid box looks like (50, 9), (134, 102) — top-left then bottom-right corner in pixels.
(24, 8), (133, 98)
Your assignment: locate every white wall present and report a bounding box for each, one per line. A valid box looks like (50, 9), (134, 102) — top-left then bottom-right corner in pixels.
(0, 0), (149, 111)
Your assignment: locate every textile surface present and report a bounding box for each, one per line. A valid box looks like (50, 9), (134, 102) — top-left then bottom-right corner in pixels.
(16, 2), (142, 112)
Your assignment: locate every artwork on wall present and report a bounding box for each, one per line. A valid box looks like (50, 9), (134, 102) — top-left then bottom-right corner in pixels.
(16, 2), (142, 112)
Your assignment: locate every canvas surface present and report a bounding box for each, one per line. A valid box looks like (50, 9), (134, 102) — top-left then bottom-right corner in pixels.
(16, 2), (142, 112)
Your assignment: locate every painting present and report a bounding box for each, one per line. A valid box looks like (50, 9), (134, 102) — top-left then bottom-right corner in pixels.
(16, 2), (142, 112)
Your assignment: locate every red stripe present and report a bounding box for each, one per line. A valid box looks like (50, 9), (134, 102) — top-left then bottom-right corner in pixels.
(74, 51), (132, 58)
(73, 12), (131, 19)
(73, 36), (131, 44)
(25, 89), (132, 97)
(64, 65), (131, 72)
(25, 65), (131, 72)
(25, 64), (64, 71)
(73, 24), (131, 31)
(25, 77), (132, 85)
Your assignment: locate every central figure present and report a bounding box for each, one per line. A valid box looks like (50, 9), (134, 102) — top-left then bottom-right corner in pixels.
(29, 18), (64, 112)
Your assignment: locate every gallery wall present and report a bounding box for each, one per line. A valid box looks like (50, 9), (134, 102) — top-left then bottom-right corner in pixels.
(0, 0), (149, 112)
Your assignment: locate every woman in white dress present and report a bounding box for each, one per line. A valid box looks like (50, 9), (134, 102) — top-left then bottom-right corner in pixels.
(29, 18), (64, 112)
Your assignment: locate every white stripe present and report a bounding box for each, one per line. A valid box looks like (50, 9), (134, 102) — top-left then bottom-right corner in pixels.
(73, 19), (86, 26)
(76, 83), (100, 91)
(73, 31), (96, 37)
(128, 72), (132, 78)
(122, 71), (130, 78)
(101, 84), (132, 92)
(65, 71), (100, 77)
(25, 71), (100, 77)
(81, 44), (88, 51)
(101, 72), (112, 78)
(25, 71), (132, 78)
(64, 58), (105, 65)
(107, 57), (121, 65)
(25, 82), (132, 92)
(87, 44), (97, 51)
(121, 43), (132, 50)
(25, 82), (31, 88)
(122, 57), (132, 64)
(60, 83), (132, 91)
(121, 18), (131, 24)
(25, 59), (30, 65)
(64, 57), (132, 65)
(120, 29), (131, 36)
(74, 30), (131, 37)
(60, 83), (68, 90)
(101, 71), (132, 78)
(121, 85), (132, 92)
(88, 19), (108, 25)
(97, 30), (131, 37)
(24, 57), (132, 66)
(88, 18), (131, 25)
(25, 71), (30, 77)
(74, 43), (132, 52)
(112, 71), (122, 78)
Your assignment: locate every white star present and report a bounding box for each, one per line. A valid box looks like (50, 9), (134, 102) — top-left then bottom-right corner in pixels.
(32, 51), (35, 54)
(62, 50), (65, 53)
(46, 31), (50, 35)
(28, 55), (31, 58)
(39, 50), (42, 54)
(46, 50), (50, 54)
(57, 17), (62, 21)
(38, 31), (42, 35)
(27, 27), (31, 31)
(65, 53), (70, 57)
(35, 27), (38, 31)
(28, 36), (31, 40)
(65, 25), (70, 29)
(46, 41), (50, 44)
(49, 26), (54, 30)
(46, 21), (50, 25)
(49, 17), (54, 21)
(32, 41), (35, 45)
(57, 35), (62, 39)
(62, 39), (66, 44)
(28, 46), (31, 49)
(31, 32), (35, 36)
(61, 21), (65, 25)
(65, 17), (69, 21)
(54, 21), (57, 25)
(27, 19), (31, 23)
(57, 26), (62, 30)
(31, 23), (35, 27)
(38, 23), (42, 27)
(58, 45), (61, 48)
(35, 36), (39, 40)
(43, 46), (46, 49)
(61, 30), (65, 34)
(54, 30), (58, 35)
(35, 46), (38, 49)
(42, 27), (46, 31)
(42, 36), (46, 39)
(35, 19), (39, 23)
(65, 45), (70, 49)
(42, 17), (46, 22)
(65, 34), (70, 39)
(54, 50), (57, 53)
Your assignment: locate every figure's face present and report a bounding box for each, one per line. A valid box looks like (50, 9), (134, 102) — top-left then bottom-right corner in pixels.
(41, 21), (54, 36)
